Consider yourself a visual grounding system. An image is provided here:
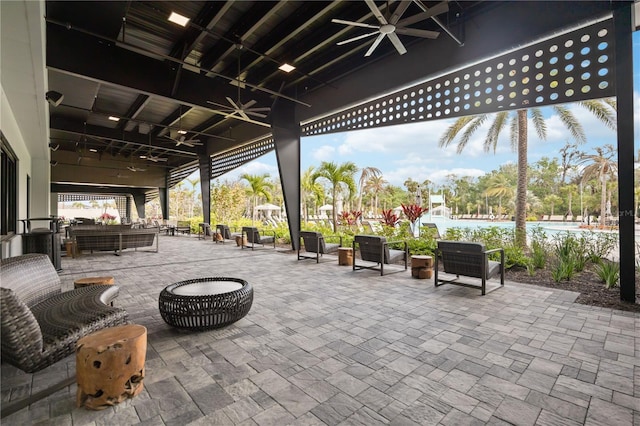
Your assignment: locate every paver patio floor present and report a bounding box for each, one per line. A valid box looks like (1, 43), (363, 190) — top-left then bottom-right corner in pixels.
(2, 234), (638, 425)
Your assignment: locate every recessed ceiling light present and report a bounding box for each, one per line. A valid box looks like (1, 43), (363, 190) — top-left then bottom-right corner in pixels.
(168, 12), (190, 27)
(279, 63), (295, 73)
(177, 130), (187, 135)
(139, 155), (147, 159)
(89, 148), (98, 152)
(108, 116), (120, 122)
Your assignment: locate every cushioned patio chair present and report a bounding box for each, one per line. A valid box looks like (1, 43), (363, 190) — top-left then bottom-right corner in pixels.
(435, 240), (505, 295)
(215, 224), (240, 244)
(352, 235), (408, 276)
(241, 227), (276, 250)
(298, 231), (342, 263)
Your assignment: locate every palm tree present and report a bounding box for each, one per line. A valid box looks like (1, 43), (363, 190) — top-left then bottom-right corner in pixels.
(301, 166), (324, 222)
(439, 99), (616, 248)
(484, 174), (514, 219)
(240, 173), (274, 221)
(364, 174), (388, 216)
(312, 161), (358, 230)
(357, 167), (381, 213)
(579, 144), (617, 227)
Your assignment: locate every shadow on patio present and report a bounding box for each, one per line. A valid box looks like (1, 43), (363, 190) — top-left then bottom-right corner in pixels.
(2, 234), (638, 425)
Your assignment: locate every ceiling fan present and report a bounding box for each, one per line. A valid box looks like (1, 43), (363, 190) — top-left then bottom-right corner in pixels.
(206, 45), (271, 122)
(146, 154), (168, 163)
(332, 0), (448, 57)
(127, 165), (146, 172)
(164, 106), (203, 147)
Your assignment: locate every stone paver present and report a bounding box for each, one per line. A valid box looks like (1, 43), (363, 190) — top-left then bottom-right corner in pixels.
(1, 235), (638, 425)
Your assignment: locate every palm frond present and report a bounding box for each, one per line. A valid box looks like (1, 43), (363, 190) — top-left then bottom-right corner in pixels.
(458, 115), (489, 154)
(579, 99), (617, 130)
(485, 112), (510, 153)
(530, 108), (547, 140)
(553, 105), (586, 143)
(438, 115), (475, 148)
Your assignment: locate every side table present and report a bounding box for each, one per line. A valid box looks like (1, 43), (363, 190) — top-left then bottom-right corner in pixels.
(338, 247), (353, 266)
(411, 255), (434, 279)
(74, 276), (115, 289)
(76, 324), (147, 410)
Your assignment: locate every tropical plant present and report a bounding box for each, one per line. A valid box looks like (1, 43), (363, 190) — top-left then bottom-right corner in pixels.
(579, 144), (617, 227)
(301, 166), (324, 222)
(484, 174), (514, 219)
(312, 161), (358, 230)
(439, 99), (617, 248)
(240, 173), (274, 221)
(595, 259), (620, 289)
(380, 209), (401, 227)
(339, 210), (362, 227)
(363, 174), (388, 215)
(401, 203), (428, 236)
(357, 167), (382, 213)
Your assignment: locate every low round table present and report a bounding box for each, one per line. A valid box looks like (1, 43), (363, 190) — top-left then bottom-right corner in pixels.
(159, 277), (253, 330)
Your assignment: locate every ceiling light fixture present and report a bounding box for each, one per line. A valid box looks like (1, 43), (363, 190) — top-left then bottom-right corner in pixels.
(89, 148), (98, 152)
(168, 12), (190, 27)
(139, 155), (147, 159)
(177, 129), (187, 135)
(279, 63), (295, 73)
(108, 116), (120, 122)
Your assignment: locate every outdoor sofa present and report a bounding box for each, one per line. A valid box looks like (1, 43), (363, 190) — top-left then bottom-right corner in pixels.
(68, 225), (158, 255)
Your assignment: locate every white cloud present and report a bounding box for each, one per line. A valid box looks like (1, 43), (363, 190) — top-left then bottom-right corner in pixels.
(312, 145), (336, 161)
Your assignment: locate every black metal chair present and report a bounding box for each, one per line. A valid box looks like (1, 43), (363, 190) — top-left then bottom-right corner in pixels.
(215, 224), (240, 244)
(241, 227), (276, 250)
(298, 231), (342, 263)
(435, 240), (505, 295)
(352, 235), (408, 276)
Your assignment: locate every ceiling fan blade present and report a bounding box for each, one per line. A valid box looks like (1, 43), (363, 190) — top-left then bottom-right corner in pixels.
(207, 100), (234, 111)
(387, 32), (407, 55)
(246, 107), (271, 112)
(243, 99), (257, 109)
(337, 31), (379, 46)
(226, 97), (241, 110)
(397, 1), (449, 27)
(331, 19), (379, 29)
(395, 27), (440, 39)
(390, 0), (412, 25)
(245, 111), (268, 119)
(365, 33), (386, 57)
(364, 0), (388, 25)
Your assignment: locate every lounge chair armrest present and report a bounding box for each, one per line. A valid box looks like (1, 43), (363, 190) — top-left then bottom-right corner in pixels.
(483, 247), (504, 255)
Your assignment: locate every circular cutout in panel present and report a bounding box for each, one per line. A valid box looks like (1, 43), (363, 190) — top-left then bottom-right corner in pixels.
(535, 84), (543, 92)
(522, 88), (530, 96)
(521, 65), (530, 73)
(435, 83), (442, 89)
(565, 89), (574, 97)
(580, 47), (590, 55)
(550, 93), (559, 100)
(497, 94), (504, 102)
(565, 76), (574, 84)
(580, 60), (590, 68)
(581, 72), (590, 80)
(485, 66), (492, 73)
(565, 39), (574, 48)
(535, 49), (544, 57)
(598, 55), (608, 63)
(509, 92), (516, 99)
(535, 61), (543, 69)
(598, 68), (608, 77)
(549, 44), (558, 53)
(581, 85), (591, 93)
(536, 96), (544, 103)
(497, 62), (504, 69)
(535, 73), (543, 80)
(444, 80), (451, 86)
(550, 80), (558, 88)
(549, 56), (558, 65)
(564, 64), (574, 72)
(521, 54), (529, 61)
(565, 52), (574, 60)
(522, 77), (530, 84)
(497, 73), (504, 80)
(597, 42), (608, 50)
(509, 58), (516, 66)
(598, 81), (608, 90)
(597, 28), (608, 37)
(581, 34), (590, 43)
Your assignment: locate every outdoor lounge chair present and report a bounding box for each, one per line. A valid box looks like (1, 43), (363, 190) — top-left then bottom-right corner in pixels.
(298, 231), (342, 263)
(421, 222), (441, 239)
(215, 224), (240, 244)
(353, 235), (408, 276)
(242, 227), (276, 250)
(435, 240), (505, 295)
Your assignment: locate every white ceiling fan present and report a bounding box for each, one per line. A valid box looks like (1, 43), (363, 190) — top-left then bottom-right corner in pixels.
(127, 165), (146, 172)
(146, 154), (168, 163)
(164, 106), (203, 147)
(206, 45), (271, 122)
(332, 0), (448, 57)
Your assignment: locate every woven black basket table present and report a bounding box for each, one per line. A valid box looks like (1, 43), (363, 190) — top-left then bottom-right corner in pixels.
(159, 277), (253, 330)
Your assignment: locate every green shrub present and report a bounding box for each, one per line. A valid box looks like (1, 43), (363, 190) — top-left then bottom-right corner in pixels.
(595, 260), (620, 289)
(551, 259), (575, 282)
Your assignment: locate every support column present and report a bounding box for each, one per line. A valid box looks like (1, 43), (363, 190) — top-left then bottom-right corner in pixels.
(159, 174), (170, 220)
(198, 149), (211, 227)
(132, 193), (146, 220)
(613, 3), (635, 303)
(271, 99), (301, 251)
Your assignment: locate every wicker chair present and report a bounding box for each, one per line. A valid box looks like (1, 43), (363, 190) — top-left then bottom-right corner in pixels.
(241, 227), (276, 250)
(298, 231), (342, 263)
(435, 240), (505, 295)
(352, 235), (408, 276)
(0, 254), (128, 373)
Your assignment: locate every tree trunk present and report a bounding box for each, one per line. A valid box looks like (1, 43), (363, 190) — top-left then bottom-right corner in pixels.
(515, 110), (528, 248)
(600, 171), (607, 228)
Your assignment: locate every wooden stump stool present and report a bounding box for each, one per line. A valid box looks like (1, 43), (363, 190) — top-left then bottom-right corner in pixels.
(411, 255), (434, 279)
(74, 276), (115, 289)
(338, 247), (353, 266)
(235, 235), (247, 247)
(76, 324), (147, 410)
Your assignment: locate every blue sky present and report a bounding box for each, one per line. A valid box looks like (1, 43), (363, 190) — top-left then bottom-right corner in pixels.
(216, 31), (640, 189)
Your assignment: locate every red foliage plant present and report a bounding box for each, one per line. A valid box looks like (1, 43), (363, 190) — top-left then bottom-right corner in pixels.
(401, 203), (428, 224)
(339, 210), (362, 226)
(381, 209), (401, 227)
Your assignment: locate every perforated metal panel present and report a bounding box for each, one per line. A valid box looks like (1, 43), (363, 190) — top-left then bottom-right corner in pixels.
(302, 19), (615, 136)
(211, 137), (275, 180)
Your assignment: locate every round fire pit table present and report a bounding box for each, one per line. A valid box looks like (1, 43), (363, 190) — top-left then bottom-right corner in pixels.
(159, 277), (253, 330)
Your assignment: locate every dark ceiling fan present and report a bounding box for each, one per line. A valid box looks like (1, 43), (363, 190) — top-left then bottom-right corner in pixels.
(332, 0), (448, 57)
(163, 106), (203, 147)
(207, 45), (271, 123)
